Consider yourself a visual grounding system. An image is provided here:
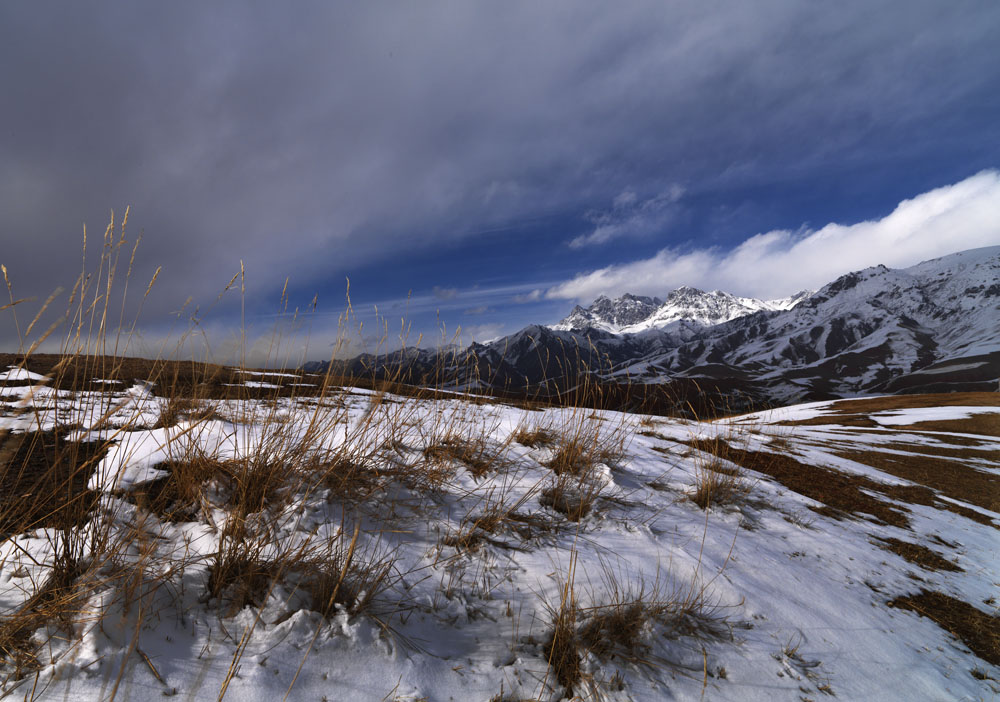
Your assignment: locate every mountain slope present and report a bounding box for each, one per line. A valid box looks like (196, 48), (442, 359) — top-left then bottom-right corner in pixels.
(308, 246), (1000, 407)
(630, 245), (1000, 400)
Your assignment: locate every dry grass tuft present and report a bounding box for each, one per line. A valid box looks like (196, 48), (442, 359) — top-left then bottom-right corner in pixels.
(310, 453), (382, 504)
(207, 551), (277, 614)
(226, 453), (292, 516)
(536, 415), (628, 522)
(544, 415), (626, 478)
(543, 580), (584, 695)
(128, 457), (228, 522)
(152, 397), (214, 429)
(541, 557), (729, 697)
(423, 436), (499, 479)
(586, 562), (727, 661)
(297, 526), (397, 618)
(545, 442), (592, 476)
(690, 459), (750, 510)
(512, 426), (557, 448)
(540, 474), (605, 522)
(0, 553), (93, 679)
(442, 474), (545, 551)
(206, 519), (284, 614)
(578, 599), (649, 662)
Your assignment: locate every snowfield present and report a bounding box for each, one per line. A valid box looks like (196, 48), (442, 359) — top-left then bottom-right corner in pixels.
(0, 372), (997, 701)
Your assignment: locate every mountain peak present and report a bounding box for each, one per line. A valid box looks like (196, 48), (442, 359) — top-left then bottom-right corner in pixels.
(671, 284), (706, 295)
(550, 292), (664, 333)
(551, 285), (807, 334)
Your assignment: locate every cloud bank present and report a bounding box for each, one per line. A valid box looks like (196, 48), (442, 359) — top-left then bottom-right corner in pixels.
(1, 3), (998, 355)
(547, 171), (1000, 301)
(1, 2), (998, 314)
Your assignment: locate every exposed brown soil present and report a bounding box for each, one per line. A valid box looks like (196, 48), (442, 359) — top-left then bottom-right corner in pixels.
(873, 537), (963, 572)
(755, 438), (998, 527)
(808, 429), (991, 448)
(0, 353), (396, 401)
(893, 431), (993, 448)
(888, 590), (1000, 666)
(878, 442), (1000, 461)
(685, 439), (925, 528)
(777, 393), (1000, 431)
(1, 353), (237, 396)
(778, 415), (882, 428)
(829, 393), (1000, 412)
(893, 414), (1000, 438)
(0, 431), (106, 534)
(835, 449), (999, 513)
(929, 500), (998, 528)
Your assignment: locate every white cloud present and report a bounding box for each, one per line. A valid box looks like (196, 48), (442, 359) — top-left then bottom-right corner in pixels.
(458, 323), (506, 344)
(513, 289), (544, 304)
(568, 185), (685, 249)
(548, 170), (1000, 301)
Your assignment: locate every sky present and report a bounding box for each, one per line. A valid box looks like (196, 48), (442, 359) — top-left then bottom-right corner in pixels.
(1, 2), (999, 363)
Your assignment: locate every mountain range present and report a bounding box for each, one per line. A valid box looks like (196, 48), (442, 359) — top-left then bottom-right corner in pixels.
(550, 288), (812, 335)
(308, 246), (1000, 409)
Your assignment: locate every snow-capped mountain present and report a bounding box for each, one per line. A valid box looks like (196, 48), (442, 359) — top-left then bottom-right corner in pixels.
(309, 246), (1000, 407)
(612, 245), (1000, 399)
(551, 293), (663, 333)
(550, 287), (812, 334)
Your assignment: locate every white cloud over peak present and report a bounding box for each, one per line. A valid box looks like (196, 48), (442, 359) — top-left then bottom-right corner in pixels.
(547, 170), (1000, 301)
(458, 322), (506, 345)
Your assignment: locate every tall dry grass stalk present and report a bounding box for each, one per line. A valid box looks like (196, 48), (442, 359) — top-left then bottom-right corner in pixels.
(0, 209), (513, 695)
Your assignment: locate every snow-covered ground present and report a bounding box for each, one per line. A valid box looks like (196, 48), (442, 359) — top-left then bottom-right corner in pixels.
(0, 377), (997, 701)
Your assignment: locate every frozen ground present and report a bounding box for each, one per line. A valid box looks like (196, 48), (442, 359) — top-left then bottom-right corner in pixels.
(0, 371), (997, 701)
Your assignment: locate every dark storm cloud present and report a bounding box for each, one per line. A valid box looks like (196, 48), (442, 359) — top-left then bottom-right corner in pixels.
(1, 1), (998, 346)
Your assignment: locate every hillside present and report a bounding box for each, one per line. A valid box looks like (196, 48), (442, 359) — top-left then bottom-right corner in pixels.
(0, 363), (997, 700)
